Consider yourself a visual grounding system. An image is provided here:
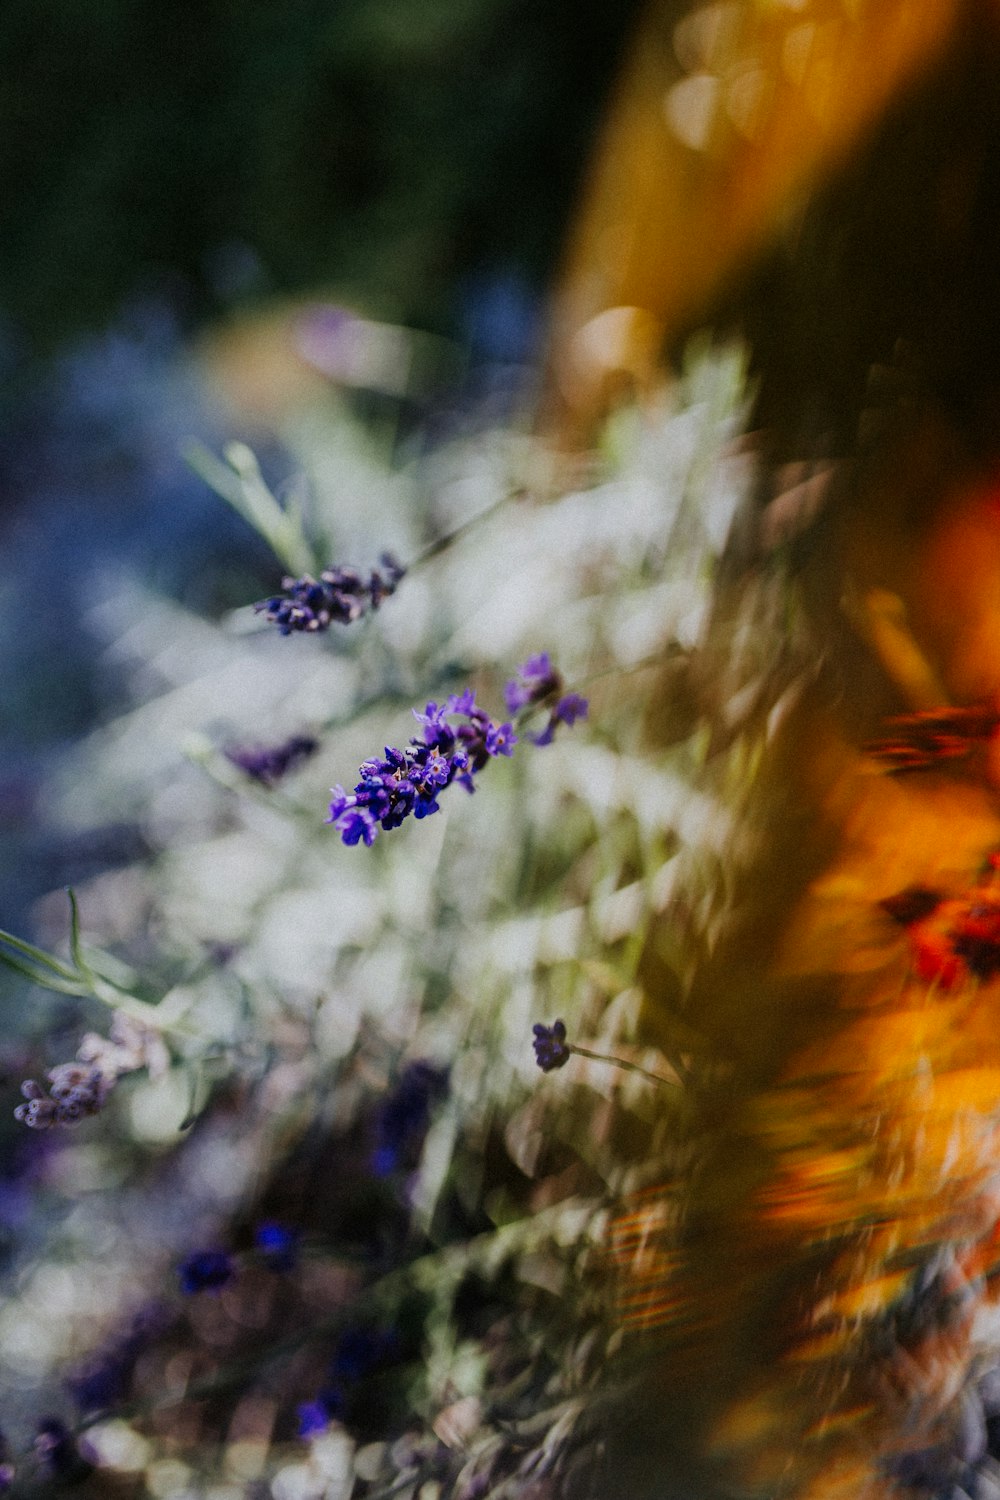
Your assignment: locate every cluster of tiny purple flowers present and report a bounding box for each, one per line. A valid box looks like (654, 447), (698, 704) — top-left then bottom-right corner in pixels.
(15, 1013), (169, 1131)
(327, 690), (516, 847)
(532, 1020), (571, 1072)
(256, 554), (405, 634)
(15, 1064), (112, 1129)
(504, 653), (588, 746)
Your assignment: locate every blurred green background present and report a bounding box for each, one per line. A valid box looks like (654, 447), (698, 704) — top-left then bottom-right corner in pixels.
(0, 0), (644, 357)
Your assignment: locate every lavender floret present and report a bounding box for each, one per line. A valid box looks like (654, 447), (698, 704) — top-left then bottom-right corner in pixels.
(504, 653), (561, 713)
(256, 553), (405, 634)
(533, 692), (589, 747)
(506, 656), (588, 745)
(35, 1419), (94, 1483)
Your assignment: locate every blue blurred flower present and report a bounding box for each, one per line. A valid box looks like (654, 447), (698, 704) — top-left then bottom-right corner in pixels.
(254, 1221), (300, 1271)
(297, 1399), (335, 1438)
(371, 1061), (449, 1176)
(179, 1249), (235, 1294)
(297, 1326), (399, 1439)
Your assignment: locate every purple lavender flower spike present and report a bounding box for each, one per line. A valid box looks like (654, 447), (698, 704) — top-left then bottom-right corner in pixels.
(328, 691), (514, 846)
(256, 553), (405, 634)
(532, 1020), (571, 1072)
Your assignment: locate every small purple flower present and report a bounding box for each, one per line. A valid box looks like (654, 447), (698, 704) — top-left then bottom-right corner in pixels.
(532, 1020), (571, 1072)
(504, 653), (561, 713)
(256, 554), (405, 634)
(297, 1400), (333, 1438)
(505, 656), (587, 745)
(179, 1249), (235, 1294)
(533, 693), (589, 748)
(327, 692), (515, 847)
(485, 721), (517, 757)
(338, 806), (379, 846)
(224, 734), (318, 788)
(447, 687), (477, 715)
(254, 1221), (300, 1271)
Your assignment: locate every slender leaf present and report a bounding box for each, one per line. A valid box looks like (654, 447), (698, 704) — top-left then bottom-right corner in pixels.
(0, 948), (91, 996)
(0, 927), (81, 982)
(184, 439), (316, 576)
(66, 888), (90, 977)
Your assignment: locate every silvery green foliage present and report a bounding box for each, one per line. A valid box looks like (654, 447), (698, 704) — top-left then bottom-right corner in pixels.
(0, 344), (781, 1488)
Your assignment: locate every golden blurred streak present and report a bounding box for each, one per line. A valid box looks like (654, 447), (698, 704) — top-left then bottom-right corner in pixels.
(606, 445), (1000, 1492)
(543, 0), (962, 438)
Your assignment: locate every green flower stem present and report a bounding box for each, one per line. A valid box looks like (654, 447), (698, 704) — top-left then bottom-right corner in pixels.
(406, 488), (524, 570)
(1, 893), (207, 1045)
(567, 1044), (679, 1088)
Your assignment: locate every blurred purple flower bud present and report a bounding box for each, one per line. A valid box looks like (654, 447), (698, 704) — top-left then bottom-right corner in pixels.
(225, 734), (318, 788)
(532, 693), (589, 747)
(179, 1249), (235, 1294)
(532, 1020), (571, 1072)
(256, 555), (404, 635)
(254, 1221), (300, 1271)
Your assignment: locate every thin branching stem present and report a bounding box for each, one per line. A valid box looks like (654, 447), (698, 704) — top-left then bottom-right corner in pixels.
(567, 1044), (680, 1088)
